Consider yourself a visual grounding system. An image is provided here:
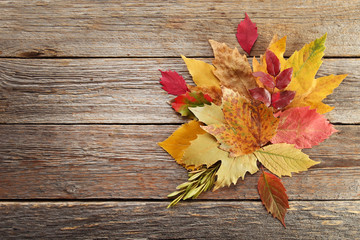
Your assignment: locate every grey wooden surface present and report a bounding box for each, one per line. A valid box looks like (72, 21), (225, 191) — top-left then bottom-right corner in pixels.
(0, 0), (359, 239)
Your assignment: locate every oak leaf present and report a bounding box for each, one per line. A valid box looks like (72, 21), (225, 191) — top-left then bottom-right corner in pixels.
(159, 70), (188, 95)
(182, 133), (258, 190)
(258, 171), (289, 227)
(254, 143), (320, 177)
(202, 88), (279, 157)
(209, 40), (257, 100)
(236, 13), (258, 55)
(271, 107), (337, 148)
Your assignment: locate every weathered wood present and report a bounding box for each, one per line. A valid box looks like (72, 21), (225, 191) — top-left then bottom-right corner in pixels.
(0, 124), (358, 199)
(0, 58), (357, 124)
(0, 201), (358, 239)
(0, 1), (359, 57)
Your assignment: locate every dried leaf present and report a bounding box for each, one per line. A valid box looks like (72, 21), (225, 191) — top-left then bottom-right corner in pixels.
(209, 40), (257, 100)
(189, 103), (224, 125)
(159, 70), (188, 95)
(271, 107), (337, 148)
(236, 13), (258, 55)
(202, 88), (279, 157)
(172, 91), (212, 116)
(254, 143), (320, 177)
(258, 171), (289, 227)
(188, 85), (222, 105)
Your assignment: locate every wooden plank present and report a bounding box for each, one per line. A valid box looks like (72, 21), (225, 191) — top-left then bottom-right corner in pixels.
(0, 0), (359, 57)
(0, 58), (357, 124)
(0, 125), (358, 199)
(0, 201), (358, 239)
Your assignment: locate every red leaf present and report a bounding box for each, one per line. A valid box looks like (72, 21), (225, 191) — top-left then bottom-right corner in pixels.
(236, 13), (258, 55)
(276, 68), (293, 90)
(266, 50), (281, 77)
(258, 171), (289, 227)
(159, 70), (189, 95)
(172, 91), (212, 116)
(271, 107), (338, 148)
(271, 91), (295, 110)
(253, 71), (275, 89)
(249, 87), (271, 107)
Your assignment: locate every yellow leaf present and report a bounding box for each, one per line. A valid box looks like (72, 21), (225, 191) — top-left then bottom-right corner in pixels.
(209, 40), (257, 100)
(254, 143), (320, 177)
(189, 103), (224, 125)
(181, 55), (220, 88)
(182, 133), (258, 190)
(158, 120), (205, 166)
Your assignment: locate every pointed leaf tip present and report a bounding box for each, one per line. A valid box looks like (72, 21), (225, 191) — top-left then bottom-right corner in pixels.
(159, 70), (189, 95)
(236, 13), (258, 55)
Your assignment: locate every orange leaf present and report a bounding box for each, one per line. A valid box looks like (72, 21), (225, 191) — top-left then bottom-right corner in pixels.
(258, 171), (289, 227)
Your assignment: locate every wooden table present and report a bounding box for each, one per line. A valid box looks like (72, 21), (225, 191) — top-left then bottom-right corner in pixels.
(0, 1), (359, 239)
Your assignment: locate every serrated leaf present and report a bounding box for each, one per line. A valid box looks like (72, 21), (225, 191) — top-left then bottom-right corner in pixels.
(236, 13), (258, 55)
(209, 40), (257, 100)
(202, 88), (279, 157)
(189, 103), (224, 125)
(171, 91), (212, 116)
(158, 120), (205, 166)
(271, 107), (337, 148)
(159, 70), (189, 95)
(181, 55), (220, 88)
(254, 143), (320, 177)
(182, 133), (259, 189)
(258, 171), (289, 227)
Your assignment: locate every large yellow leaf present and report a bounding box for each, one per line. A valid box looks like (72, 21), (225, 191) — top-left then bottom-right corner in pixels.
(189, 103), (224, 125)
(202, 88), (279, 157)
(158, 120), (205, 166)
(254, 143), (320, 177)
(181, 55), (220, 88)
(182, 133), (258, 190)
(209, 40), (257, 100)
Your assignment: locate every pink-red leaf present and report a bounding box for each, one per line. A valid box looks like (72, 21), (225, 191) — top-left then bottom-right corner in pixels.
(253, 71), (275, 88)
(271, 91), (295, 110)
(276, 68), (293, 90)
(159, 70), (189, 95)
(249, 87), (271, 107)
(271, 107), (338, 148)
(258, 171), (289, 227)
(236, 13), (258, 55)
(266, 50), (281, 77)
(172, 91), (212, 116)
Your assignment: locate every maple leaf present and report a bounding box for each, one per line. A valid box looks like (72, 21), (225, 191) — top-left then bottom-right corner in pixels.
(188, 85), (222, 105)
(182, 133), (258, 190)
(258, 171), (289, 227)
(254, 143), (320, 177)
(236, 13), (258, 55)
(189, 103), (224, 125)
(202, 88), (279, 157)
(159, 70), (188, 95)
(271, 107), (337, 148)
(209, 40), (257, 100)
(172, 91), (212, 116)
(181, 55), (220, 88)
(158, 120), (205, 167)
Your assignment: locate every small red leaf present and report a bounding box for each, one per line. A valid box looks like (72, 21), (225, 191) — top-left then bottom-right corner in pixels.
(276, 68), (293, 90)
(266, 50), (281, 77)
(271, 91), (295, 110)
(249, 87), (271, 107)
(159, 70), (189, 95)
(258, 171), (289, 227)
(236, 13), (258, 55)
(253, 71), (275, 88)
(171, 91), (212, 116)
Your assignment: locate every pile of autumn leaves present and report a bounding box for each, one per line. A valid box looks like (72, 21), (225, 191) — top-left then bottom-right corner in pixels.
(158, 33), (346, 226)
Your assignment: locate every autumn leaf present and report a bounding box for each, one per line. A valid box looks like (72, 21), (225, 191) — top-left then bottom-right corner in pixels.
(181, 55), (220, 88)
(188, 85), (222, 105)
(202, 88), (279, 157)
(158, 120), (205, 166)
(159, 70), (188, 95)
(271, 107), (337, 148)
(172, 91), (212, 116)
(254, 143), (320, 177)
(189, 103), (224, 125)
(236, 13), (258, 55)
(271, 91), (295, 110)
(182, 133), (258, 190)
(258, 171), (289, 227)
(209, 40), (257, 100)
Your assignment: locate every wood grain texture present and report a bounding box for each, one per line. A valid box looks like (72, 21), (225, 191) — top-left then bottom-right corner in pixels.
(0, 201), (358, 239)
(0, 0), (359, 57)
(0, 58), (357, 124)
(0, 125), (358, 200)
